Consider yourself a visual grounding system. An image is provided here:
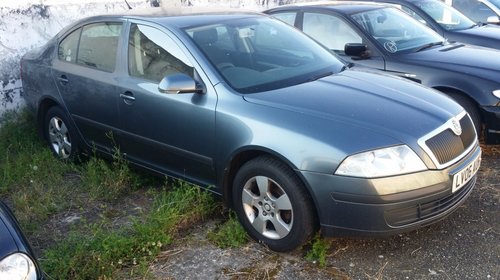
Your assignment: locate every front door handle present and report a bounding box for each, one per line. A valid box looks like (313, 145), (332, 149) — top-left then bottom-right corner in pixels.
(120, 91), (136, 104)
(58, 75), (69, 85)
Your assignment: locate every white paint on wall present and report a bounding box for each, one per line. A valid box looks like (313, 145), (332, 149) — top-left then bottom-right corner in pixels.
(0, 0), (305, 120)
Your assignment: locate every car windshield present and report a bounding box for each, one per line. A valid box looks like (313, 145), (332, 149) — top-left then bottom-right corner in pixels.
(415, 0), (476, 30)
(351, 7), (446, 54)
(489, 0), (500, 8)
(184, 17), (345, 93)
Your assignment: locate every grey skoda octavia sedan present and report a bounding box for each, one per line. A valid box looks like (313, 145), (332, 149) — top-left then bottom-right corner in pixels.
(21, 10), (481, 251)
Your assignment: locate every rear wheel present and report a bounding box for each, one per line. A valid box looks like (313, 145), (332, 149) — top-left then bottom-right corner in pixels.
(44, 106), (80, 161)
(445, 92), (482, 137)
(232, 156), (316, 252)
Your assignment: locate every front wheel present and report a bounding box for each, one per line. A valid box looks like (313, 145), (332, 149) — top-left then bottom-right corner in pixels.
(44, 106), (80, 161)
(232, 156), (316, 252)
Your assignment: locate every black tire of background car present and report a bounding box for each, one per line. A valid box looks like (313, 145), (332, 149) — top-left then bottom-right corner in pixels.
(232, 155), (316, 252)
(445, 91), (482, 138)
(44, 106), (80, 161)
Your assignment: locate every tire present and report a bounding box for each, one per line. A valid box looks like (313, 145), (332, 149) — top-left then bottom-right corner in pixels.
(44, 106), (80, 161)
(445, 92), (482, 137)
(232, 156), (316, 252)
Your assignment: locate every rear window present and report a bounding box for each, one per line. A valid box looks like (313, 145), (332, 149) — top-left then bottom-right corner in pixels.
(58, 28), (81, 63)
(58, 22), (122, 72)
(77, 23), (122, 72)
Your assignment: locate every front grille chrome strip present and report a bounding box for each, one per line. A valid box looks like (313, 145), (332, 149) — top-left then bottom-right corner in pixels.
(417, 111), (477, 169)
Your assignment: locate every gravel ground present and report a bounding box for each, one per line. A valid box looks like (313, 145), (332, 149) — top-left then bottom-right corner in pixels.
(148, 154), (499, 280)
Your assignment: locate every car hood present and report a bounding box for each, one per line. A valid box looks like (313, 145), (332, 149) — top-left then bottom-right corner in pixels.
(401, 43), (500, 82)
(449, 25), (500, 49)
(243, 69), (462, 145)
(0, 211), (18, 260)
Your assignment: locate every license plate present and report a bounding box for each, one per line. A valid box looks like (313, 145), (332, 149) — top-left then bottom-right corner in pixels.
(452, 153), (481, 193)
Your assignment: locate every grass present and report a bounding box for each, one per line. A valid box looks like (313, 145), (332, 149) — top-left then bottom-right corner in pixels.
(305, 234), (331, 268)
(0, 110), (77, 231)
(42, 181), (217, 279)
(0, 110), (219, 279)
(208, 211), (249, 248)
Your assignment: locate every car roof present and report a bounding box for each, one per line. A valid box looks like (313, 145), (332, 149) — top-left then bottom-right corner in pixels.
(68, 7), (263, 30)
(345, 0), (422, 4)
(269, 1), (389, 15)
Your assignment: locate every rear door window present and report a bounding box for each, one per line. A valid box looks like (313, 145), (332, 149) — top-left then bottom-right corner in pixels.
(76, 22), (122, 72)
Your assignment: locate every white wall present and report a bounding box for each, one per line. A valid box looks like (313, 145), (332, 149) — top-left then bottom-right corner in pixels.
(0, 0), (303, 120)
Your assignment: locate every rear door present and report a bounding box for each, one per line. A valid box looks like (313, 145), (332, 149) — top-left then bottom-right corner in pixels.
(52, 21), (124, 153)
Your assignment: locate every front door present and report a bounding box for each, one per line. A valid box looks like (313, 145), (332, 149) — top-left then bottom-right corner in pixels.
(117, 23), (217, 185)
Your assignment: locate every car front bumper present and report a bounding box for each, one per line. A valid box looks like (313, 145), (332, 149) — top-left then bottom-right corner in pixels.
(300, 143), (481, 236)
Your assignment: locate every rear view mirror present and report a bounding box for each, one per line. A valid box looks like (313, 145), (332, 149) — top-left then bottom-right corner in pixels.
(344, 43), (368, 57)
(486, 16), (500, 24)
(158, 73), (202, 94)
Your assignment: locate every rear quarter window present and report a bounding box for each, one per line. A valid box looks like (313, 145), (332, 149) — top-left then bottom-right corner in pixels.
(58, 28), (81, 63)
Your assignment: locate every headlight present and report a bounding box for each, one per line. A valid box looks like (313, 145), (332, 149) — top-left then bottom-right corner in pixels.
(335, 145), (427, 178)
(493, 89), (500, 99)
(0, 253), (37, 280)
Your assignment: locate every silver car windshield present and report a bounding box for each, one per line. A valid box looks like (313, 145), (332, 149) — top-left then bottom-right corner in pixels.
(351, 7), (445, 54)
(415, 0), (476, 30)
(185, 17), (345, 93)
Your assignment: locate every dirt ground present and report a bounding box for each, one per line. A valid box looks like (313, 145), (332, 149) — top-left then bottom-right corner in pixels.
(35, 148), (499, 280)
(148, 150), (498, 280)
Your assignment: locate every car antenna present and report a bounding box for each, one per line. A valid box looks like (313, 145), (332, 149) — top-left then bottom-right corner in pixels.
(124, 0), (132, 9)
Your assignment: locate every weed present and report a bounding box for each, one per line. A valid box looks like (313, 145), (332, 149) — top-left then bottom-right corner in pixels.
(0, 110), (68, 191)
(208, 211), (249, 248)
(306, 234), (330, 268)
(0, 110), (77, 230)
(42, 180), (217, 279)
(81, 151), (140, 201)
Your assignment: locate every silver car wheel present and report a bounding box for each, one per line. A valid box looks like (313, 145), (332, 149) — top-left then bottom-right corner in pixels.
(48, 116), (72, 159)
(241, 175), (293, 240)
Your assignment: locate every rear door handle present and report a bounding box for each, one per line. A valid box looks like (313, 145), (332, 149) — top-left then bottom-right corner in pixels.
(58, 75), (69, 85)
(120, 91), (136, 104)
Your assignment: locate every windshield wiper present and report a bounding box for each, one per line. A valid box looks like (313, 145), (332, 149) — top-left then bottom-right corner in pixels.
(306, 71), (334, 82)
(341, 62), (354, 72)
(414, 41), (445, 52)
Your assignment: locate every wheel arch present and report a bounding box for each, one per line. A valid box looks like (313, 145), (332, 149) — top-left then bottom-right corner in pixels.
(36, 96), (60, 140)
(433, 86), (483, 122)
(222, 146), (320, 225)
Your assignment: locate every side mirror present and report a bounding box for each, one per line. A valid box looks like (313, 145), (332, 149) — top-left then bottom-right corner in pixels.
(486, 16), (500, 24)
(158, 73), (202, 94)
(344, 43), (368, 57)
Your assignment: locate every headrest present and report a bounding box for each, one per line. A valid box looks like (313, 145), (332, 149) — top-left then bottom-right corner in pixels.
(193, 29), (218, 45)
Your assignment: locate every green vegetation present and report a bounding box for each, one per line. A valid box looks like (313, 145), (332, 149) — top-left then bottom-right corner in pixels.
(208, 211), (249, 248)
(42, 182), (216, 279)
(305, 234), (331, 268)
(0, 110), (77, 231)
(0, 110), (218, 279)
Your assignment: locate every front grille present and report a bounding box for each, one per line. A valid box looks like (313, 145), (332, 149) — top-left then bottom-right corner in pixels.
(385, 176), (476, 227)
(424, 115), (476, 165)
